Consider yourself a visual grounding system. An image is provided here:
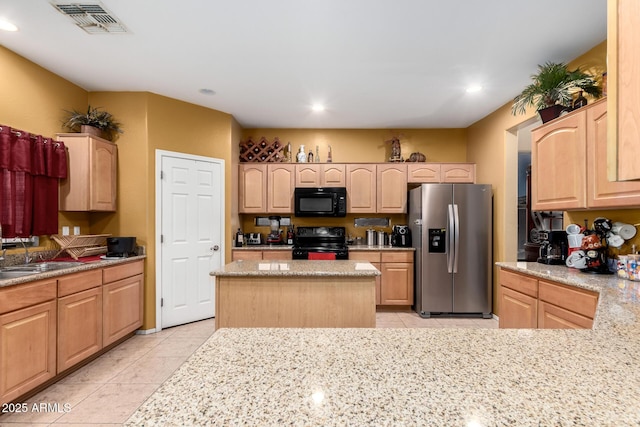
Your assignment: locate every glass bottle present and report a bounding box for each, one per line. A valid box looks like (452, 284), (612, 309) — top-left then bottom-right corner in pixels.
(573, 91), (587, 109)
(315, 146), (320, 162)
(308, 150), (314, 162)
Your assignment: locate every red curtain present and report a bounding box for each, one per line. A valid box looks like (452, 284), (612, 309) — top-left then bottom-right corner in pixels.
(0, 125), (68, 238)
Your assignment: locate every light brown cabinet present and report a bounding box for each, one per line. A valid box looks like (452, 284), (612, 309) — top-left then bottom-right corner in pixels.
(295, 164), (346, 187)
(102, 260), (144, 347)
(57, 270), (103, 373)
(407, 163), (476, 184)
(232, 249), (292, 261)
(0, 279), (57, 405)
(350, 250), (414, 306)
(377, 164), (407, 213)
(608, 0), (640, 181)
(498, 267), (598, 329)
(238, 164), (294, 213)
(531, 110), (587, 211)
(58, 133), (117, 211)
(346, 164), (377, 212)
(532, 99), (640, 210)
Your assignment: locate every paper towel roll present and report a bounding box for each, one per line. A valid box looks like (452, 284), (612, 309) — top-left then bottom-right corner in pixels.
(612, 222), (637, 240)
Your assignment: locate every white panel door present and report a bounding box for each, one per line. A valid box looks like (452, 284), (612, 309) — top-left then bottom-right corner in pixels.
(160, 154), (224, 328)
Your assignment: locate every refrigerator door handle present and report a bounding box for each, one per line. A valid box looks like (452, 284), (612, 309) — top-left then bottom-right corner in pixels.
(447, 204), (454, 273)
(453, 203), (460, 273)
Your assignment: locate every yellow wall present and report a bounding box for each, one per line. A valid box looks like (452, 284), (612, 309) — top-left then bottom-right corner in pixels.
(467, 41), (608, 315)
(241, 129), (468, 163)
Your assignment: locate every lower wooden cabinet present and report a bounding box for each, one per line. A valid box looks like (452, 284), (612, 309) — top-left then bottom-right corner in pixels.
(57, 287), (103, 372)
(0, 300), (57, 404)
(232, 250), (292, 261)
(350, 250), (414, 306)
(498, 267), (598, 329)
(103, 270), (144, 347)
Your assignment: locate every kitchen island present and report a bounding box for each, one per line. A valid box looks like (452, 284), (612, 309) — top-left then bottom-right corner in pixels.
(211, 260), (380, 328)
(126, 262), (640, 426)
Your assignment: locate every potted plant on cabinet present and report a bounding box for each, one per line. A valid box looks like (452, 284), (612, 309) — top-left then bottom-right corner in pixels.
(511, 61), (602, 123)
(61, 105), (123, 141)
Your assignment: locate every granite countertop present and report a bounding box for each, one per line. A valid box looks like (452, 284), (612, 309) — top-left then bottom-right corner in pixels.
(211, 260), (381, 277)
(232, 244), (293, 250)
(0, 255), (146, 288)
(127, 262), (640, 426)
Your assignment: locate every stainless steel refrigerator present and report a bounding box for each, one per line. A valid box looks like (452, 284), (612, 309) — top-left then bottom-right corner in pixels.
(409, 184), (492, 318)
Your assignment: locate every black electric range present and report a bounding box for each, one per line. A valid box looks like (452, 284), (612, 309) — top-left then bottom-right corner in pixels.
(292, 226), (349, 260)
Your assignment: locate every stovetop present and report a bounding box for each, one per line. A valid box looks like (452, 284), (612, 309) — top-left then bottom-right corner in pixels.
(294, 226), (347, 249)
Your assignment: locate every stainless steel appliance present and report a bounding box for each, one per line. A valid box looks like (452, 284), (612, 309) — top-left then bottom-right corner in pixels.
(537, 230), (568, 265)
(390, 225), (412, 247)
(106, 237), (137, 257)
(409, 184), (492, 318)
(294, 187), (347, 217)
(245, 233), (263, 245)
(267, 216), (282, 244)
(292, 226), (349, 260)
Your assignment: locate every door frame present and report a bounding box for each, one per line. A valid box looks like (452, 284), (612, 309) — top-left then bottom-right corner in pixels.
(154, 149), (225, 332)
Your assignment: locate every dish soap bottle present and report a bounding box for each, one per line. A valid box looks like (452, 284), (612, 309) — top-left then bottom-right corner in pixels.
(234, 228), (244, 247)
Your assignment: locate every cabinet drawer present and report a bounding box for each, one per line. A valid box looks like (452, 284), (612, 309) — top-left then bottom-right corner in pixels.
(381, 251), (414, 263)
(232, 251), (263, 261)
(538, 280), (598, 319)
(538, 300), (593, 329)
(349, 251), (381, 263)
(262, 250), (292, 260)
(103, 260), (144, 284)
(58, 269), (103, 297)
(499, 269), (538, 298)
(0, 279), (57, 314)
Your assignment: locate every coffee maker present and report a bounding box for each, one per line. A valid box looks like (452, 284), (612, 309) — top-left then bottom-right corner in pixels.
(537, 230), (568, 265)
(390, 225), (412, 247)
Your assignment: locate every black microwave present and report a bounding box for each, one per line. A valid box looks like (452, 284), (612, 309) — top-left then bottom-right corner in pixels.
(294, 187), (347, 217)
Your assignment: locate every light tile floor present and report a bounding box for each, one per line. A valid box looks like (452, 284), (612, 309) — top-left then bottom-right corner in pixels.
(0, 312), (497, 426)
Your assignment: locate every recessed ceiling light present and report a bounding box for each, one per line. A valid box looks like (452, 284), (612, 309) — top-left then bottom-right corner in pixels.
(199, 88), (216, 95)
(311, 104), (325, 112)
(0, 19), (18, 32)
(466, 85), (483, 93)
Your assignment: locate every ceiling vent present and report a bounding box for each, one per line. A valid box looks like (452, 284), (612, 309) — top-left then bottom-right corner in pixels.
(51, 2), (128, 34)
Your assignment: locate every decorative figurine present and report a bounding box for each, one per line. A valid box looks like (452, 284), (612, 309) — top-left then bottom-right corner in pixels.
(388, 137), (402, 162)
(297, 145), (307, 163)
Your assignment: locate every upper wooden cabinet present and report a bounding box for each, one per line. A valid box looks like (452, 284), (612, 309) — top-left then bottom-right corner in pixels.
(608, 0), (640, 181)
(238, 164), (294, 213)
(346, 164), (377, 213)
(295, 164), (346, 187)
(531, 110), (587, 211)
(57, 133), (117, 211)
(407, 163), (475, 184)
(532, 99), (640, 211)
(377, 164), (407, 213)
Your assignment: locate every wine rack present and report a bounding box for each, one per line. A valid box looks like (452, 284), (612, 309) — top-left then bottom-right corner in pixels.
(239, 137), (289, 162)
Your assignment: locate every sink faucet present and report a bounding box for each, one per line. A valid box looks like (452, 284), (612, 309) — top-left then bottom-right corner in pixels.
(19, 238), (32, 264)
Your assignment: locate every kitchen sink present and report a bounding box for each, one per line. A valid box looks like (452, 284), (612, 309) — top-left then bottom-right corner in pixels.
(1, 261), (82, 273)
(0, 270), (40, 279)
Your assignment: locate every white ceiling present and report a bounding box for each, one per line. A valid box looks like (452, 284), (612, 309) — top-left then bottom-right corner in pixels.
(0, 1), (607, 129)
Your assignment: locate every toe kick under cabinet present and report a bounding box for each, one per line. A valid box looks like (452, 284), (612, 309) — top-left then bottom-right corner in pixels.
(0, 259), (144, 405)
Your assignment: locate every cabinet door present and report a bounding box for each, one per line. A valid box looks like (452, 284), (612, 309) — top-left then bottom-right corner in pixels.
(232, 250), (263, 261)
(499, 286), (537, 328)
(538, 280), (598, 320)
(1, 300), (56, 405)
(58, 287), (102, 372)
(380, 262), (413, 305)
(613, 0), (640, 180)
(538, 301), (593, 329)
(441, 163), (476, 183)
(267, 164), (295, 213)
(295, 164), (320, 187)
(531, 110), (587, 210)
(103, 274), (143, 346)
(90, 138), (117, 211)
(587, 100), (640, 207)
(346, 164), (376, 212)
(239, 164), (267, 213)
(377, 164), (407, 213)
(321, 164), (346, 186)
(372, 262), (382, 305)
(407, 163), (441, 183)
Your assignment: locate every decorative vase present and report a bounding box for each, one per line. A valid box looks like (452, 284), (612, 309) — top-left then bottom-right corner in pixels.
(537, 105), (567, 123)
(80, 125), (103, 138)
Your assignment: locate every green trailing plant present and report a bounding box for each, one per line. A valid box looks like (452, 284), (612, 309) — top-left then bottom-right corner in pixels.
(62, 105), (123, 139)
(511, 61), (602, 116)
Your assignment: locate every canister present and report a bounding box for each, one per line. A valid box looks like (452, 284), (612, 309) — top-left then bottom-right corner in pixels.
(377, 231), (388, 246)
(366, 229), (377, 246)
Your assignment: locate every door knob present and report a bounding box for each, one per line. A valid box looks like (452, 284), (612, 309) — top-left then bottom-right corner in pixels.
(211, 245), (220, 251)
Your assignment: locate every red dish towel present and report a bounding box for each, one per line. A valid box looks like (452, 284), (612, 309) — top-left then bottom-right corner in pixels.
(308, 252), (336, 260)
